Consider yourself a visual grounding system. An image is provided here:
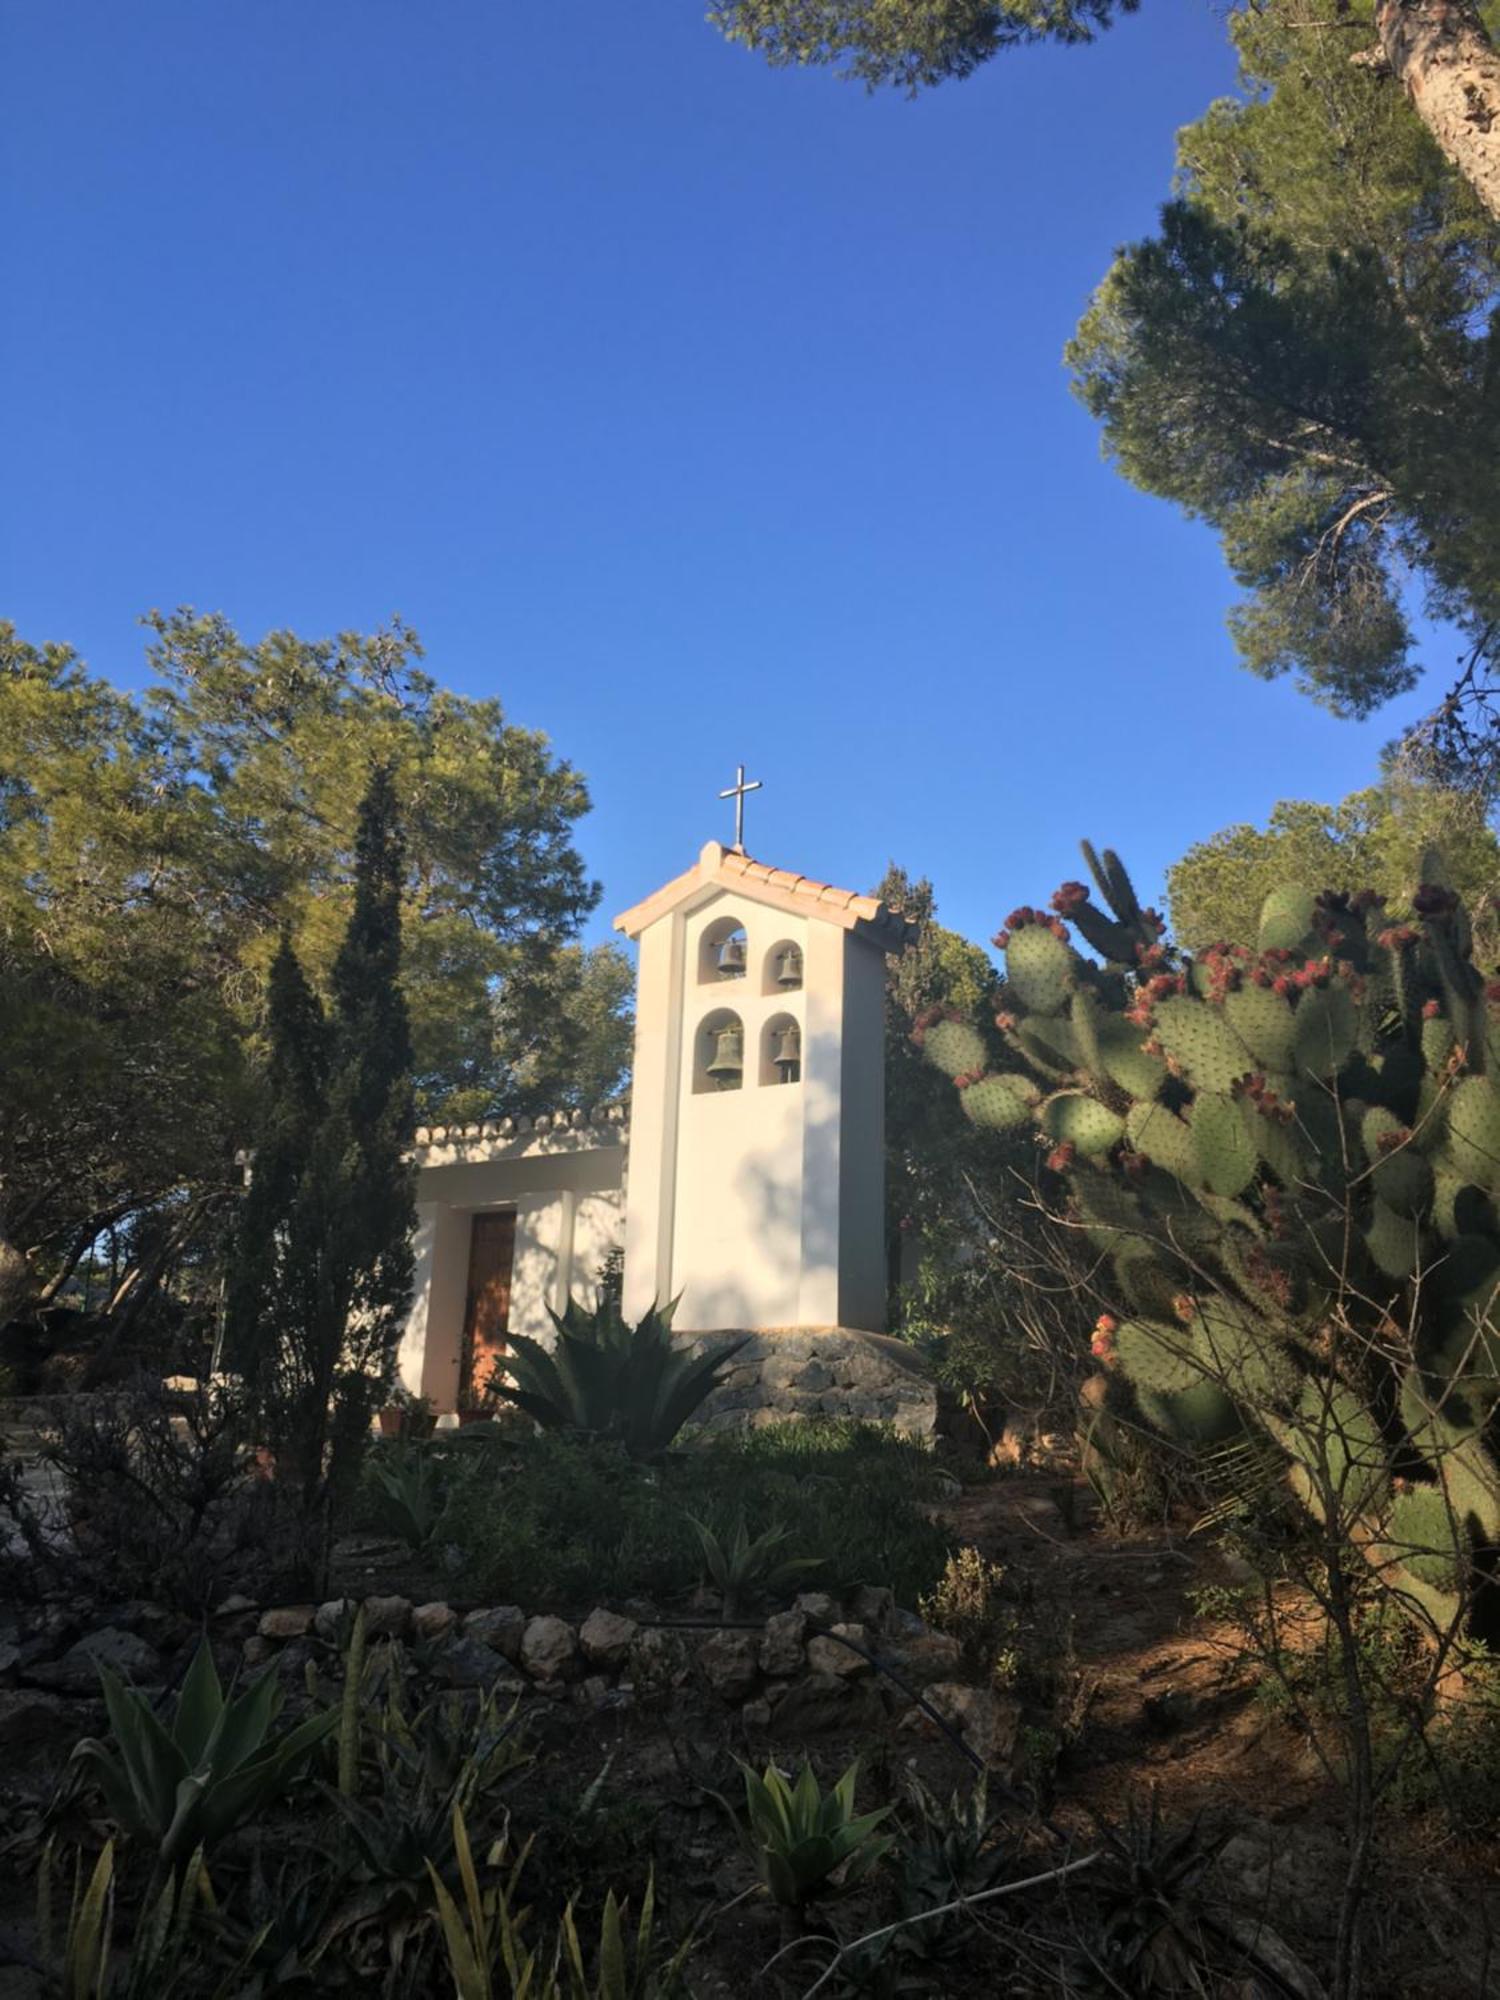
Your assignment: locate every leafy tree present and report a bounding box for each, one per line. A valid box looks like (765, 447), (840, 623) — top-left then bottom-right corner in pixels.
(487, 940), (634, 1117)
(0, 627), (244, 1334)
(143, 608), (600, 1121)
(876, 863), (1001, 1271)
(0, 612), (606, 1339)
(712, 2), (1500, 225)
(1168, 782), (1500, 959)
(1068, 3), (1500, 738)
(876, 865), (1091, 1423)
(225, 767), (416, 1575)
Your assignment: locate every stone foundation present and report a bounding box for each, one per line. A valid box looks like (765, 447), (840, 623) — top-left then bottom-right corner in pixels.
(683, 1326), (936, 1436)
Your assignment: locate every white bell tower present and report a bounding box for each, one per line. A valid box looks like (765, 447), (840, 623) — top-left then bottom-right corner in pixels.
(613, 839), (909, 1334)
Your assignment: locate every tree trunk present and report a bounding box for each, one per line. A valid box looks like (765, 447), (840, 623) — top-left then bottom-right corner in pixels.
(0, 1227), (32, 1327)
(1376, 0), (1500, 223)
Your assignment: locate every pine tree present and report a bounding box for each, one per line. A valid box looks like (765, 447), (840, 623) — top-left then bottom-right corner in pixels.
(225, 765), (416, 1580)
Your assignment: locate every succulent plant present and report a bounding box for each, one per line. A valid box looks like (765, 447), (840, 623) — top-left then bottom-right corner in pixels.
(916, 839), (1500, 1635)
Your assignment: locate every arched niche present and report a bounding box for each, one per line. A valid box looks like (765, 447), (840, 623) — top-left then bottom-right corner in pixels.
(761, 939), (804, 996)
(692, 1006), (745, 1094)
(699, 913), (748, 986)
(760, 1011), (802, 1087)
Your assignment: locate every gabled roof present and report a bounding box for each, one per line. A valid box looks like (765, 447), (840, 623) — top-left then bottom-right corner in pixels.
(613, 841), (912, 951)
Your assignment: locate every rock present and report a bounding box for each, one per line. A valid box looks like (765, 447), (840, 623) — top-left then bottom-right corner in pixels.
(793, 1591), (841, 1628)
(428, 1635), (524, 1692)
(696, 1629), (759, 1702)
(890, 1633), (963, 1686)
(575, 1674), (615, 1713)
(929, 1471), (964, 1503)
(579, 1608), (638, 1670)
(521, 1615), (579, 1683)
(920, 1683), (1019, 1770)
(29, 1626), (162, 1693)
(274, 1639), (314, 1684)
(0, 1687), (75, 1754)
(412, 1601), (456, 1642)
(768, 1670), (849, 1734)
(242, 1635), (276, 1667)
(258, 1604), (316, 1641)
(807, 1622), (872, 1678)
(628, 1625), (689, 1692)
(848, 1585), (896, 1634)
(362, 1595), (412, 1640)
(214, 1593), (257, 1617)
(1212, 1825), (1349, 1944)
(741, 1696), (773, 1730)
(462, 1605), (526, 1662)
(759, 1609), (808, 1677)
(314, 1598), (356, 1643)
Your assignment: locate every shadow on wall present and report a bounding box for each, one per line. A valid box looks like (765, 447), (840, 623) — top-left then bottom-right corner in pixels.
(677, 1067), (842, 1331)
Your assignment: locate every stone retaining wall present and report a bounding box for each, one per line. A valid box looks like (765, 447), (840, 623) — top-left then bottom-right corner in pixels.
(230, 1584), (1015, 1770)
(685, 1327), (936, 1436)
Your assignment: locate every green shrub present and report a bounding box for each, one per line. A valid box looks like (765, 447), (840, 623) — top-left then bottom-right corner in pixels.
(434, 1423), (949, 1612)
(918, 1547), (1018, 1690)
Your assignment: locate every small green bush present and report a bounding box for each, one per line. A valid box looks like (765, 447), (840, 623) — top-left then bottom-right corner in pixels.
(424, 1422), (950, 1613)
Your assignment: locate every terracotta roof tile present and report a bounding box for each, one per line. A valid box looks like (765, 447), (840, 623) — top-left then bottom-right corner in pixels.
(615, 841), (911, 947)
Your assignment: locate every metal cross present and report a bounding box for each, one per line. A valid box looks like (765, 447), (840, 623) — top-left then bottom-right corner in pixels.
(718, 763), (762, 851)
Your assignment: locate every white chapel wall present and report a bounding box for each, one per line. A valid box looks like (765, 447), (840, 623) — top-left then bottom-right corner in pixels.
(398, 1134), (626, 1409)
(667, 897), (812, 1328)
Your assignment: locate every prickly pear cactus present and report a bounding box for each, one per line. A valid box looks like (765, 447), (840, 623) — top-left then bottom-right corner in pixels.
(918, 842), (1500, 1635)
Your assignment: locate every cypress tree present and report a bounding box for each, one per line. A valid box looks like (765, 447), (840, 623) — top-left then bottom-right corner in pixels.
(225, 764), (416, 1581)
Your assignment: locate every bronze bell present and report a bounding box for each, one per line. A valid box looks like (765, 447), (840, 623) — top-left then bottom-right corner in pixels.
(772, 1021), (802, 1083)
(717, 934), (747, 979)
(705, 1022), (744, 1088)
(774, 945), (803, 989)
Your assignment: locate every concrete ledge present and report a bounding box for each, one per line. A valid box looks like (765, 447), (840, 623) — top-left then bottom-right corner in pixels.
(682, 1327), (936, 1437)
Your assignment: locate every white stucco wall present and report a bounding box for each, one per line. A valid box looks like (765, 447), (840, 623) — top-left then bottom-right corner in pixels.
(398, 1128), (626, 1410)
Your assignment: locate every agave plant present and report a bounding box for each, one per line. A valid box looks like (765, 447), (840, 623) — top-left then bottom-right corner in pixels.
(428, 1805), (695, 1999)
(494, 1296), (747, 1457)
(739, 1759), (894, 1911)
(368, 1443), (448, 1551)
(38, 1838), (266, 2000)
(686, 1511), (822, 1619)
(71, 1640), (336, 1872)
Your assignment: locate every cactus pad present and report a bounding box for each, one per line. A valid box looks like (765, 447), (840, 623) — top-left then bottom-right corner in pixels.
(1388, 1485), (1466, 1591)
(1258, 885), (1319, 952)
(1042, 1092), (1124, 1157)
(1189, 1092), (1257, 1199)
(1005, 923), (1075, 1015)
(958, 1072), (1035, 1132)
(1447, 1076), (1500, 1188)
(1113, 1317), (1204, 1394)
(1224, 984), (1297, 1070)
(1153, 995), (1255, 1095)
(1293, 983), (1357, 1078)
(920, 1017), (988, 1080)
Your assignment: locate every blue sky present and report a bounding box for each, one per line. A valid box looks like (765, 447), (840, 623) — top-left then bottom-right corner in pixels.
(3, 2), (1454, 954)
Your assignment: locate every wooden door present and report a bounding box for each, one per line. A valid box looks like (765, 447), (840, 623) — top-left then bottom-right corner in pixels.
(461, 1210), (516, 1404)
